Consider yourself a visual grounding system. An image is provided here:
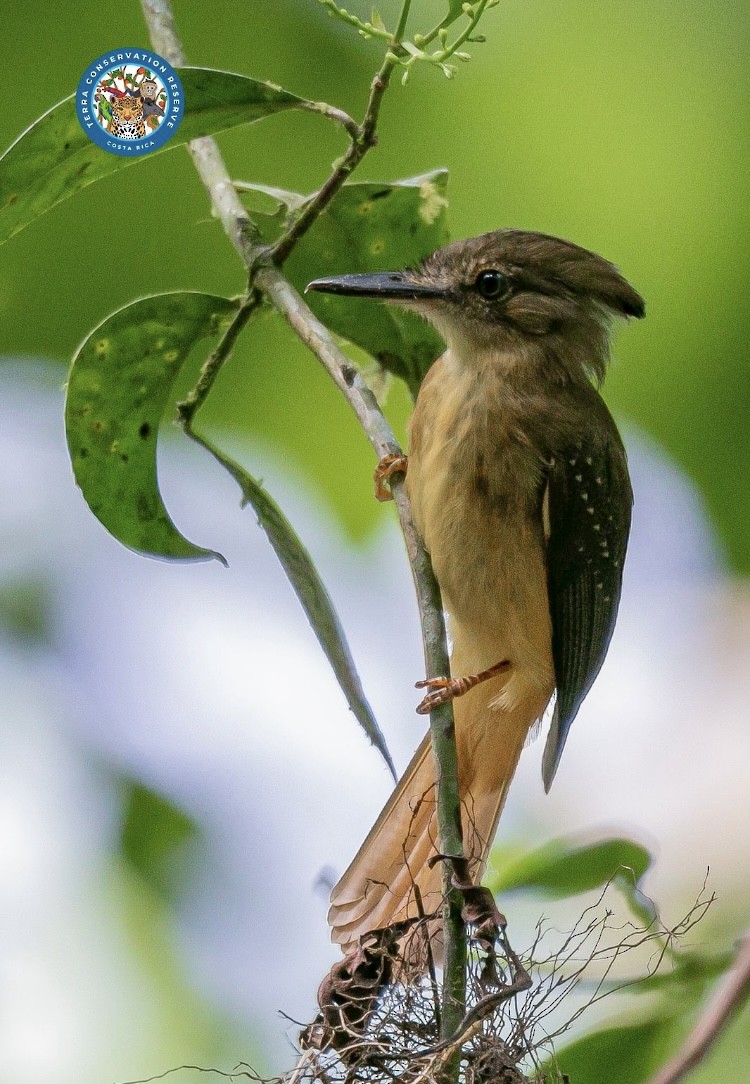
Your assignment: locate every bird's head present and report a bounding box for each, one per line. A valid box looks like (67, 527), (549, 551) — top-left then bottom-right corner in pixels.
(307, 229), (645, 385)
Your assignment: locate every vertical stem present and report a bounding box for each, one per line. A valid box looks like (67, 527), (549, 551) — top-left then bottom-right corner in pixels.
(425, 598), (467, 1046)
(141, 0), (185, 62)
(394, 0), (414, 41)
(395, 476), (467, 1045)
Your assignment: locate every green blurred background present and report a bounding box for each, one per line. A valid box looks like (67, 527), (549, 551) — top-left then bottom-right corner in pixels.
(2, 2), (750, 1082)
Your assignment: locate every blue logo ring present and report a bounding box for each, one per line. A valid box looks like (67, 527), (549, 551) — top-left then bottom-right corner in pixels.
(76, 48), (184, 157)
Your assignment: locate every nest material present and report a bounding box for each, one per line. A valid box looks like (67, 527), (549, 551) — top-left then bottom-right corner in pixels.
(298, 863), (539, 1083)
(288, 873), (714, 1084)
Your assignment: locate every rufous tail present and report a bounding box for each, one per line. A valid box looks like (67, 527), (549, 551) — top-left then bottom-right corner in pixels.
(328, 638), (543, 953)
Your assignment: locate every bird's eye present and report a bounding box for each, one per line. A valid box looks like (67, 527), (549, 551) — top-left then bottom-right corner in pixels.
(475, 269), (508, 300)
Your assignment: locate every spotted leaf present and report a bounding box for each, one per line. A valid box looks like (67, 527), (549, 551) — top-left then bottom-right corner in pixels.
(246, 171), (451, 397)
(0, 68), (308, 244)
(65, 291), (240, 560)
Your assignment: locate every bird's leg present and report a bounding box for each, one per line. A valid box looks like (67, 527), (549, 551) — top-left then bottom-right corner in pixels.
(415, 660), (510, 715)
(374, 453), (408, 502)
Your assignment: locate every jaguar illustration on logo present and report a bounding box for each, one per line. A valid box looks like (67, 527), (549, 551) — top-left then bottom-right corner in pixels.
(76, 49), (184, 156)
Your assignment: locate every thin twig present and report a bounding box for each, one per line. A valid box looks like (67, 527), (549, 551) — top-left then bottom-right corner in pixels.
(299, 99), (360, 139)
(176, 291), (262, 425)
(646, 932), (750, 1084)
(414, 0), (485, 52)
(415, 11), (455, 51)
(393, 0), (414, 43)
(317, 0), (392, 42)
(143, 2), (398, 459)
(432, 0), (490, 63)
(270, 7), (411, 265)
(288, 1049), (314, 1084)
(414, 883), (442, 1036)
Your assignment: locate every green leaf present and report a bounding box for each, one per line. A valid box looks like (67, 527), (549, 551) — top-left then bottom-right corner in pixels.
(250, 170), (451, 396)
(550, 1017), (673, 1084)
(297, 170), (450, 395)
(0, 67), (307, 244)
(234, 180), (310, 216)
(189, 430), (396, 779)
(65, 292), (240, 561)
(0, 578), (51, 643)
(488, 836), (654, 918)
(370, 7), (387, 32)
(629, 946), (734, 1000)
(119, 780), (200, 903)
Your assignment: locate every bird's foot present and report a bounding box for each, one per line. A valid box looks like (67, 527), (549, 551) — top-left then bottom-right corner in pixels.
(415, 659), (510, 714)
(374, 453), (408, 502)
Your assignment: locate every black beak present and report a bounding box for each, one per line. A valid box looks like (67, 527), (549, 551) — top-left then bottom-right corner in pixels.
(305, 271), (449, 301)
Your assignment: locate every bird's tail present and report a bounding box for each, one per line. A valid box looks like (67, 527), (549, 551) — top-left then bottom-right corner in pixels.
(328, 653), (540, 954)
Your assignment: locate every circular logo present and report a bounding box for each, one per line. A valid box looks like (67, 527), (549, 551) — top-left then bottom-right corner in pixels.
(76, 48), (184, 156)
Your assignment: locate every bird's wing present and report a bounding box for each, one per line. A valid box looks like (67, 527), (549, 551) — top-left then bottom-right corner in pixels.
(541, 409), (632, 790)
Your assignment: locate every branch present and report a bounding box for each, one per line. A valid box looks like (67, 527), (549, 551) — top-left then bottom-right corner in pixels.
(142, 3), (401, 464)
(646, 932), (750, 1084)
(431, 0), (491, 63)
(142, 0), (467, 1052)
(176, 291), (261, 426)
(298, 99), (360, 140)
(270, 5), (411, 265)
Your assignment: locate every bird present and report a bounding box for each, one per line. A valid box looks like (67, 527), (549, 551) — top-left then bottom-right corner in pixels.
(306, 229), (645, 954)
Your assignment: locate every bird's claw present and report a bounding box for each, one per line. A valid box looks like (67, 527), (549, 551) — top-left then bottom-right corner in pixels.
(415, 660), (511, 715)
(415, 676), (460, 714)
(374, 453), (408, 502)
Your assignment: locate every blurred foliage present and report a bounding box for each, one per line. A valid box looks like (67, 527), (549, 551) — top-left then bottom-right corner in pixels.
(552, 1018), (673, 1084)
(0, 0), (747, 562)
(119, 779), (200, 901)
(489, 835), (655, 922)
(489, 833), (736, 1083)
(0, 576), (51, 643)
(113, 816), (260, 1076)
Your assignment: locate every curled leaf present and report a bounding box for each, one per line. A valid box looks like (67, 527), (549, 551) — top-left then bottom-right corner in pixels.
(65, 292), (240, 560)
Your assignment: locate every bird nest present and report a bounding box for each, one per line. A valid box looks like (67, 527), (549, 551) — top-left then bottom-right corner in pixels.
(272, 871), (712, 1084)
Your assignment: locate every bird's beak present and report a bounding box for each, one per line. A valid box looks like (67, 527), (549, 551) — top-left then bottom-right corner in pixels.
(305, 271), (449, 302)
